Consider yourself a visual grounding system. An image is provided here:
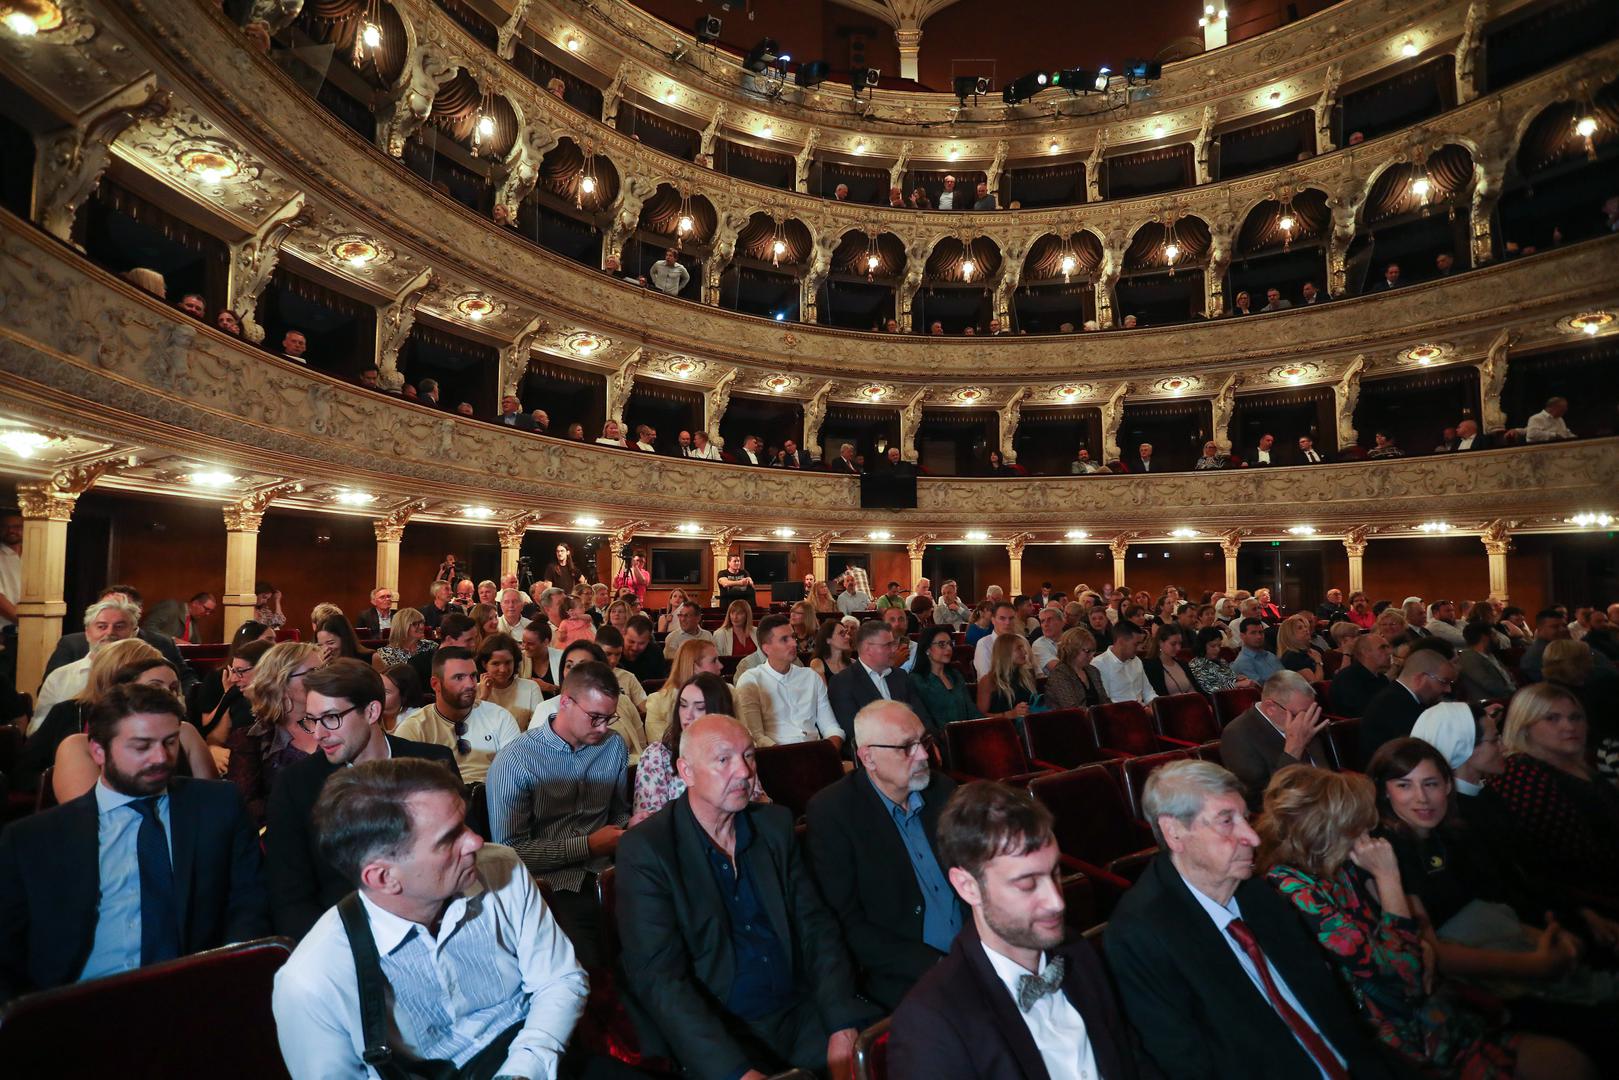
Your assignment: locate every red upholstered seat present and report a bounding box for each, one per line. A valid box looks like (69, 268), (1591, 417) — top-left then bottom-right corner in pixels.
(0, 937), (294, 1078)
(854, 1016), (891, 1080)
(1196, 740), (1223, 765)
(1327, 717), (1361, 772)
(1321, 651), (1346, 677)
(583, 868), (674, 1072)
(946, 718), (1062, 784)
(1023, 708), (1117, 768)
(1027, 765), (1157, 914)
(752, 740), (846, 820)
(1090, 701), (1197, 757)
(1121, 748), (1198, 820)
(1062, 872), (1100, 935)
(1212, 685), (1262, 728)
(1152, 693), (1219, 744)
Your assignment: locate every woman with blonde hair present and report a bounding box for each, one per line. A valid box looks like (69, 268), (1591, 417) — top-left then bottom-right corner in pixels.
(1276, 613), (1324, 682)
(712, 599), (758, 659)
(309, 601), (343, 635)
(977, 632), (1037, 725)
(1259, 766), (1591, 1079)
(605, 599), (632, 634)
(789, 600), (819, 662)
(810, 579), (839, 615)
(657, 588), (689, 634)
(373, 606), (434, 670)
(644, 638), (723, 745)
(227, 640), (322, 825)
(1044, 627), (1110, 709)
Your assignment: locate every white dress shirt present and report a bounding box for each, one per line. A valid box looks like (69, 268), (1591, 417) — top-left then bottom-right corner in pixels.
(859, 660), (892, 700)
(1091, 649), (1157, 704)
(689, 444), (722, 461)
(974, 630), (1016, 680)
(500, 615), (531, 636)
(980, 943), (1099, 1080)
(1523, 410), (1574, 443)
(273, 844), (588, 1080)
(662, 626), (715, 659)
(1032, 635), (1061, 672)
(1178, 873), (1346, 1078)
(30, 654), (91, 731)
(736, 663), (844, 744)
(1254, 448), (1272, 465)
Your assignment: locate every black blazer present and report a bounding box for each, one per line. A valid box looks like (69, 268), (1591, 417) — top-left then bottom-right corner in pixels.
(265, 735), (457, 940)
(1128, 457), (1155, 473)
(1295, 447), (1332, 465)
(890, 920), (1153, 1080)
(44, 628), (196, 692)
(804, 771), (957, 1009)
(827, 664), (933, 759)
(777, 450), (812, 469)
(1451, 433), (1493, 452)
(614, 798), (871, 1080)
(1327, 662), (1389, 719)
(1140, 657), (1201, 698)
(354, 607), (393, 636)
(1219, 706), (1333, 811)
(0, 777), (269, 1000)
(829, 456), (861, 474)
(1358, 681), (1427, 768)
(497, 412), (536, 431)
(1105, 854), (1398, 1080)
(1246, 447), (1278, 468)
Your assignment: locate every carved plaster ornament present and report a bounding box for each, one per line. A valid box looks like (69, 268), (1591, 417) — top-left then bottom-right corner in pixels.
(376, 269), (434, 390)
(704, 367), (737, 448)
(986, 140), (1009, 193)
(1333, 355), (1366, 451)
(1478, 329), (1511, 433)
(1101, 382), (1131, 463)
(998, 388), (1026, 464)
(801, 380), (833, 459)
(698, 105), (727, 165)
(229, 194), (309, 337)
(494, 122), (560, 221)
(794, 127), (821, 192)
(501, 315), (547, 398)
(898, 389), (926, 463)
(1211, 372), (1241, 454)
(1085, 128), (1107, 203)
(606, 173), (656, 259)
(889, 140), (914, 190)
(33, 77), (169, 245)
(1456, 0), (1486, 104)
(496, 0), (533, 60)
(373, 498), (430, 543)
(1314, 62), (1342, 153)
(606, 348), (642, 426)
(248, 0), (303, 35)
(378, 45), (456, 158)
(601, 61), (631, 125)
(1194, 105), (1217, 185)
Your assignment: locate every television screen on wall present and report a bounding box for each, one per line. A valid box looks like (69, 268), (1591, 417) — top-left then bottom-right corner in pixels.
(742, 549), (790, 584)
(650, 547), (703, 584)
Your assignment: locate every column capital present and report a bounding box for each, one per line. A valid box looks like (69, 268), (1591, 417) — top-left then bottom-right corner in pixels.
(497, 510), (545, 550)
(16, 460), (113, 521)
(372, 497), (429, 543)
(1342, 525), (1370, 558)
(906, 533), (936, 560)
(1004, 532), (1033, 560)
(223, 480), (303, 534)
(709, 526), (741, 559)
(809, 530), (841, 558)
(1219, 527), (1249, 557)
(1480, 518), (1514, 556)
(1108, 532), (1135, 558)
(609, 519), (651, 550)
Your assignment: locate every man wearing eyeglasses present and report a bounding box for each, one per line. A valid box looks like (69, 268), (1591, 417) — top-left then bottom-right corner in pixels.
(264, 659), (457, 941)
(1358, 641), (1458, 769)
(395, 647), (521, 783)
(805, 701), (958, 1009)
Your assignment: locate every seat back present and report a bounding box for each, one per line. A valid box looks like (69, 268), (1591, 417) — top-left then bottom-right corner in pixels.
(595, 866), (620, 965)
(464, 781), (490, 841)
(36, 766), (57, 812)
(1212, 685), (1261, 728)
(1327, 717), (1361, 772)
(1090, 701), (1159, 756)
(853, 1017), (892, 1080)
(752, 740), (845, 819)
(1121, 748), (1197, 820)
(1061, 872), (1099, 935)
(1152, 693), (1219, 743)
(1028, 765), (1141, 865)
(1023, 709), (1104, 768)
(0, 937), (294, 1078)
(946, 717), (1032, 780)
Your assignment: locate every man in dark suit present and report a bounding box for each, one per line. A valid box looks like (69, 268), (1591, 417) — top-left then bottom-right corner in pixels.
(615, 715), (876, 1080)
(1314, 588), (1348, 623)
(1450, 418), (1492, 451)
(1295, 435), (1330, 465)
(496, 394), (535, 431)
(43, 585), (196, 693)
(1327, 632), (1392, 718)
(828, 442), (861, 473)
(1106, 759), (1398, 1078)
(1359, 642), (1456, 768)
(806, 701), (958, 1009)
(777, 439), (811, 469)
(732, 434), (768, 466)
(0, 683), (268, 1000)
(889, 781), (1154, 1080)
(265, 660), (456, 940)
(827, 619), (932, 758)
(353, 586), (395, 636)
(1128, 442), (1156, 473)
(1247, 432), (1279, 468)
(880, 446), (918, 479)
(1219, 671), (1332, 810)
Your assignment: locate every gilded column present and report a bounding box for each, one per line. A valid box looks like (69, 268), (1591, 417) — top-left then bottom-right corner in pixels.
(372, 499), (428, 598)
(15, 462), (109, 694)
(1343, 527), (1369, 597)
(1482, 520), (1512, 602)
(906, 534), (934, 592)
(1220, 529), (1248, 595)
(709, 527), (741, 606)
(1109, 534), (1132, 590)
(1005, 533), (1032, 598)
(221, 481), (302, 641)
(894, 27), (922, 82)
(498, 511), (544, 581)
(810, 531), (838, 586)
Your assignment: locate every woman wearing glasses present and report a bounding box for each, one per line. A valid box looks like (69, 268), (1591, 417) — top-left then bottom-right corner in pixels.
(1044, 627), (1111, 710)
(634, 672), (765, 817)
(227, 641), (322, 825)
(910, 624), (980, 736)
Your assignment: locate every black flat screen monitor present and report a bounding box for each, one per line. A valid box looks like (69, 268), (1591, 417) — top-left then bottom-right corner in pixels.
(860, 474), (917, 509)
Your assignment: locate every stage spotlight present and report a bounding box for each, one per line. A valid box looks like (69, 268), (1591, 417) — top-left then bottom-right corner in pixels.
(1125, 59), (1162, 82)
(744, 37), (782, 73)
(795, 60), (830, 88)
(1093, 66), (1112, 91)
(1003, 70), (1049, 104)
(694, 15), (721, 43)
(852, 67), (881, 93)
(954, 75), (991, 103)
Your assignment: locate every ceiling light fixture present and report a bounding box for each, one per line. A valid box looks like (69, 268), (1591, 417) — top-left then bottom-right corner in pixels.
(0, 429), (52, 457)
(964, 530), (989, 542)
(462, 506), (496, 519)
(1152, 122), (1165, 139)
(1048, 138), (1060, 154)
(1569, 512), (1614, 528)
(760, 123), (773, 139)
(1169, 527), (1199, 538)
(868, 530), (892, 542)
(1416, 521), (1453, 533)
(573, 514), (602, 528)
(773, 527), (797, 538)
(676, 522), (703, 534)
(188, 470), (238, 488)
(1286, 525), (1317, 536)
(1065, 529), (1090, 540)
(565, 35), (581, 52)
(947, 146), (961, 161)
(664, 87), (677, 103)
(1400, 38), (1418, 58)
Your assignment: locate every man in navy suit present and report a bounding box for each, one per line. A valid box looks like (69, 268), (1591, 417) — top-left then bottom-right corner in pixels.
(827, 620), (932, 759)
(889, 781), (1155, 1079)
(0, 683), (268, 1000)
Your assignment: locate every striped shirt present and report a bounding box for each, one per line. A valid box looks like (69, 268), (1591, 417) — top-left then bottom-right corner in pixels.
(486, 720), (630, 893)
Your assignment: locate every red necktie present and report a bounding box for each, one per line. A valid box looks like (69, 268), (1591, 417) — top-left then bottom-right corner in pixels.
(1225, 918), (1348, 1080)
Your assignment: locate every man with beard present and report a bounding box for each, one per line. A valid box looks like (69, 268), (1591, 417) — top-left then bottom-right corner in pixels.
(264, 659), (456, 940)
(889, 781), (1150, 1078)
(0, 683), (268, 998)
(395, 648), (521, 783)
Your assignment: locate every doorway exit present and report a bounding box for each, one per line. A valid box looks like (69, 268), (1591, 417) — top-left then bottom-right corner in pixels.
(1236, 543), (1326, 613)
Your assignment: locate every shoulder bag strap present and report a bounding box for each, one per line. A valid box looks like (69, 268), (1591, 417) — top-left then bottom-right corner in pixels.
(338, 892), (405, 1076)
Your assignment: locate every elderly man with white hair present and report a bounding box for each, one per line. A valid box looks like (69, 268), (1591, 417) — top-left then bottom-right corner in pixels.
(30, 598), (142, 725)
(1218, 670), (1329, 808)
(497, 587), (530, 636)
(1106, 760), (1402, 1078)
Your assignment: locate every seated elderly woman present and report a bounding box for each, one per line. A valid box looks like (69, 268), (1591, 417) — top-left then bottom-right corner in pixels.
(1368, 738), (1618, 1059)
(1259, 764), (1597, 1079)
(1043, 627), (1111, 709)
(1541, 639), (1619, 779)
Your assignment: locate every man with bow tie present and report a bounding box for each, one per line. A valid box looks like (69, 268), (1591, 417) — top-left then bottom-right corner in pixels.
(889, 782), (1154, 1079)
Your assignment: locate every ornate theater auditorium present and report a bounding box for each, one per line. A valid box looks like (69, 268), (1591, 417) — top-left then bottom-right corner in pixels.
(0, 0), (1614, 694)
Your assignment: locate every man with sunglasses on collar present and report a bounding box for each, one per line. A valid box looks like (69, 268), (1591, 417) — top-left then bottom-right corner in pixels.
(264, 659), (457, 941)
(395, 647), (522, 784)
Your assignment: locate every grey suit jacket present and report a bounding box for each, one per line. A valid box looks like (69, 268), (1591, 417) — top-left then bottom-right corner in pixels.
(1219, 706), (1331, 809)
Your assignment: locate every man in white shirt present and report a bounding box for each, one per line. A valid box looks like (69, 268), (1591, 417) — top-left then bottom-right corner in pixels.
(497, 588), (530, 637)
(1523, 396), (1575, 443)
(936, 174), (961, 210)
(31, 599), (141, 723)
(1424, 599), (1465, 646)
(689, 430), (722, 460)
(933, 579), (971, 627)
(0, 508), (20, 635)
(1091, 622), (1157, 705)
(649, 247), (690, 296)
(736, 616), (843, 749)
(272, 757), (588, 1080)
(394, 647), (522, 783)
(890, 782), (1148, 1078)
(973, 602), (1021, 679)
(662, 601), (715, 659)
(632, 424), (658, 453)
(835, 571), (872, 616)
(1031, 607), (1065, 673)
(735, 434), (767, 466)
(1249, 432), (1277, 467)
(1451, 418), (1487, 452)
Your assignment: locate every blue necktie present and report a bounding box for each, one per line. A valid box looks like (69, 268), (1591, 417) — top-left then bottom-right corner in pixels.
(132, 797), (180, 965)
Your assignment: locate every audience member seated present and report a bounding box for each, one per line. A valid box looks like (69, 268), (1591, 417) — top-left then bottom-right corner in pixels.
(645, 639), (721, 745)
(1359, 643), (1457, 768)
(1274, 615), (1324, 683)
(223, 641), (323, 825)
(1188, 625), (1251, 693)
(1523, 396), (1575, 443)
(615, 714), (875, 1079)
(528, 639), (648, 761)
(1294, 435), (1329, 465)
(1126, 442), (1157, 473)
(1220, 671), (1330, 810)
(0, 684), (269, 1000)
(1193, 440), (1230, 470)
(891, 780), (1151, 1078)
(1232, 290), (1253, 315)
(1260, 287), (1292, 313)
(1257, 765), (1595, 1078)
(33, 598), (144, 720)
(806, 701), (958, 1009)
(216, 310), (243, 337)
(1230, 617), (1284, 684)
(271, 758), (587, 1079)
(1456, 622), (1517, 701)
(830, 619), (931, 756)
(1300, 280), (1324, 305)
(909, 624), (981, 734)
(487, 660), (632, 966)
(620, 614), (669, 684)
(265, 660), (456, 941)
(1327, 632), (1391, 717)
(1107, 760), (1399, 1077)
(663, 600), (717, 659)
(976, 632), (1038, 728)
(1248, 432), (1278, 467)
(281, 330), (307, 363)
(836, 571), (873, 616)
(1142, 624), (1200, 696)
(1092, 621), (1157, 705)
(634, 672), (752, 818)
(1365, 430), (1404, 459)
(736, 614), (839, 749)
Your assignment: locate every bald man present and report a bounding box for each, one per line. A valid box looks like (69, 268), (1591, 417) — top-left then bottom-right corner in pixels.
(1326, 631), (1391, 719)
(806, 702), (959, 1008)
(1359, 642), (1458, 768)
(615, 715), (875, 1080)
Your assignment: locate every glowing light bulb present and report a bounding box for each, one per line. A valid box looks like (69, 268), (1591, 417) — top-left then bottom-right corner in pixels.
(854, 138), (866, 153)
(1164, 242), (1180, 262)
(664, 87), (677, 103)
(1584, 321), (1601, 336)
(580, 175), (597, 194)
(677, 214), (693, 234)
(199, 167), (224, 184)
(1411, 176), (1431, 199)
(4, 11), (38, 34)
(961, 259), (975, 280)
(772, 239), (786, 256)
(1049, 138), (1060, 153)
(1152, 123), (1164, 139)
(477, 114), (495, 138)
(867, 254), (880, 271)
(361, 22), (381, 48)
(1204, 3), (1215, 12)
(1060, 254), (1077, 276)
(1400, 38), (1418, 58)
(1575, 115), (1597, 139)
(760, 123), (773, 139)
(1279, 214), (1295, 232)
(565, 35), (580, 52)
(467, 308), (484, 320)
